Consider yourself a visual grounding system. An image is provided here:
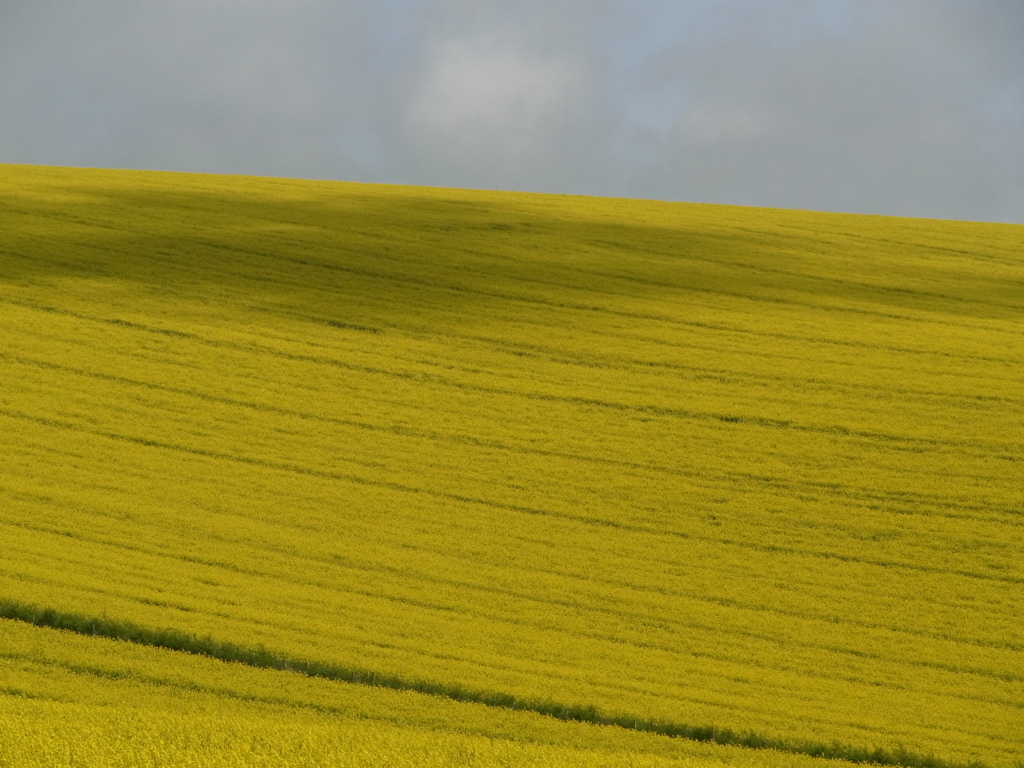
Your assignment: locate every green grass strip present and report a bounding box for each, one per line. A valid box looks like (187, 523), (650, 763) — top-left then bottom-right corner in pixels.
(0, 598), (990, 768)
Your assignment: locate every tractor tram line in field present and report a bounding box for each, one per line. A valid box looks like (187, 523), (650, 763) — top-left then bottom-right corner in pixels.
(0, 608), (1005, 768)
(5, 506), (1018, 695)
(3, 398), (1018, 598)
(3, 296), (1015, 461)
(5, 346), (1020, 539)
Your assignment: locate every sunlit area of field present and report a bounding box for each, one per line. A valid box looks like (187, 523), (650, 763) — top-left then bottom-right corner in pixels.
(0, 164), (1021, 766)
(0, 618), (874, 768)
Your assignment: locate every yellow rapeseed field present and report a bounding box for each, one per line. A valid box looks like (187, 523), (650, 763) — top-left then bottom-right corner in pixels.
(0, 619), (866, 768)
(0, 164), (1021, 766)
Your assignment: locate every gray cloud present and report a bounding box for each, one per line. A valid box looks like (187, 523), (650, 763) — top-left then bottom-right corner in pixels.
(638, 1), (1024, 219)
(1, 0), (1021, 222)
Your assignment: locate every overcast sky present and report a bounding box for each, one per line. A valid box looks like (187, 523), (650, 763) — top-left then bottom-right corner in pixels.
(2, 0), (1022, 222)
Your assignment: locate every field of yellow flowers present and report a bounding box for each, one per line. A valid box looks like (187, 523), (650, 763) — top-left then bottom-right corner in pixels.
(1, 618), (876, 768)
(0, 164), (1021, 766)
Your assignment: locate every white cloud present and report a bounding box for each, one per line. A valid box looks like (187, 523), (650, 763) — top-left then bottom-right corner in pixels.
(406, 41), (584, 159)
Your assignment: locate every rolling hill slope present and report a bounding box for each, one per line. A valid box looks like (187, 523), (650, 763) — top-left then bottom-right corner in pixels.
(1, 164), (1022, 766)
